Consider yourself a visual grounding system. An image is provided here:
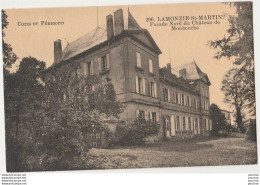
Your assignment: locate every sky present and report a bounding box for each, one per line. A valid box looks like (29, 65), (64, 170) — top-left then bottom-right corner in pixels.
(3, 2), (236, 116)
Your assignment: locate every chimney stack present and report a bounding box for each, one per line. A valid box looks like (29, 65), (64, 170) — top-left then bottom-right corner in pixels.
(114, 9), (124, 36)
(106, 14), (114, 40)
(54, 39), (62, 64)
(166, 63), (171, 73)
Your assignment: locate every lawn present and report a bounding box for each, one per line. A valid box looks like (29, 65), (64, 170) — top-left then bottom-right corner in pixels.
(85, 133), (257, 169)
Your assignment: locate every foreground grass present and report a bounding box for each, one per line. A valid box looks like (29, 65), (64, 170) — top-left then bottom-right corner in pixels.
(86, 133), (257, 169)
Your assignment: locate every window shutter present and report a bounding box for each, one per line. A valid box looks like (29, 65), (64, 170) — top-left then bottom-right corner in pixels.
(178, 93), (180, 104)
(191, 118), (194, 130)
(154, 83), (157, 97)
(189, 96), (191, 107)
(156, 112), (160, 122)
(98, 57), (101, 72)
(142, 78), (146, 95)
(149, 112), (152, 120)
(136, 76), (139, 93)
(167, 89), (170, 102)
(145, 111), (148, 120)
(136, 110), (139, 118)
(106, 54), (110, 69)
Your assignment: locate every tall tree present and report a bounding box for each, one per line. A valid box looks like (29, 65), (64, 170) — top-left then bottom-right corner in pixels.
(5, 57), (46, 172)
(2, 10), (18, 70)
(221, 68), (245, 133)
(209, 2), (255, 118)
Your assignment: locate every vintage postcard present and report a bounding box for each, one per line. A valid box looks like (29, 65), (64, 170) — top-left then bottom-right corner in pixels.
(2, 2), (256, 172)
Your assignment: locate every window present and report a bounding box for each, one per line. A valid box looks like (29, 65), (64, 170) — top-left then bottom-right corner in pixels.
(136, 52), (141, 68)
(136, 76), (145, 95)
(87, 84), (93, 91)
(151, 112), (156, 122)
(149, 82), (156, 97)
(165, 116), (170, 131)
(195, 99), (198, 109)
(101, 55), (107, 72)
(87, 62), (91, 75)
(98, 54), (110, 73)
(181, 94), (185, 105)
(149, 59), (153, 73)
(187, 96), (190, 107)
(163, 88), (168, 102)
(183, 117), (186, 130)
(175, 92), (179, 104)
(195, 118), (198, 130)
(138, 77), (142, 94)
(188, 117), (191, 130)
(139, 110), (145, 119)
(176, 116), (180, 131)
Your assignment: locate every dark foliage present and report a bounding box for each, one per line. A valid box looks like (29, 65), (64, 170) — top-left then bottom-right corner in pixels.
(209, 104), (230, 136)
(2, 10), (18, 70)
(116, 117), (160, 146)
(246, 119), (257, 142)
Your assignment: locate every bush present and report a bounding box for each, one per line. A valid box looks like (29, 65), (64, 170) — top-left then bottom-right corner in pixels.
(115, 117), (160, 146)
(246, 119), (256, 142)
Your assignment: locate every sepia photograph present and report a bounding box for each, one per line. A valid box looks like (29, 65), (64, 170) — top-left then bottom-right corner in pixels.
(1, 1), (257, 172)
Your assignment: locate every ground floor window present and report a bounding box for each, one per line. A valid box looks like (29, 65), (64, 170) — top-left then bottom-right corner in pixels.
(176, 116), (180, 131)
(188, 117), (191, 130)
(151, 112), (156, 122)
(139, 110), (145, 119)
(182, 117), (186, 130)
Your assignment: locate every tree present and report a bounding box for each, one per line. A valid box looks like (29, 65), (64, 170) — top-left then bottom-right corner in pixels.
(2, 10), (18, 70)
(209, 104), (228, 135)
(221, 68), (246, 133)
(18, 62), (124, 171)
(208, 2), (255, 119)
(5, 57), (46, 172)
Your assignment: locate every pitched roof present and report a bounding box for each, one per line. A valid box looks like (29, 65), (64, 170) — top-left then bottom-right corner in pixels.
(60, 10), (144, 62)
(172, 61), (211, 85)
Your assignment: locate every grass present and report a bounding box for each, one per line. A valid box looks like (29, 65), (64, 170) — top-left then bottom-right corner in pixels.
(85, 133), (257, 169)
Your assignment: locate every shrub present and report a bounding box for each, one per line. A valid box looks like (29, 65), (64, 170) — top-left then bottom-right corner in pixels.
(116, 117), (160, 146)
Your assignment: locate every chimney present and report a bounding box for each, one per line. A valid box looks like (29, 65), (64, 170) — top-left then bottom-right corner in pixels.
(179, 69), (187, 79)
(106, 14), (114, 40)
(166, 63), (171, 73)
(54, 39), (62, 64)
(114, 9), (124, 36)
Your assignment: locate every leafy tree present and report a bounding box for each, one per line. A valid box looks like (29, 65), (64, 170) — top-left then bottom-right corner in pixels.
(221, 68), (246, 133)
(19, 63), (123, 171)
(5, 57), (46, 172)
(2, 10), (18, 70)
(209, 104), (228, 135)
(208, 2), (255, 118)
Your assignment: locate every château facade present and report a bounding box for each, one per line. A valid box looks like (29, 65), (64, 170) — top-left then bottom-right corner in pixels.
(44, 9), (212, 139)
